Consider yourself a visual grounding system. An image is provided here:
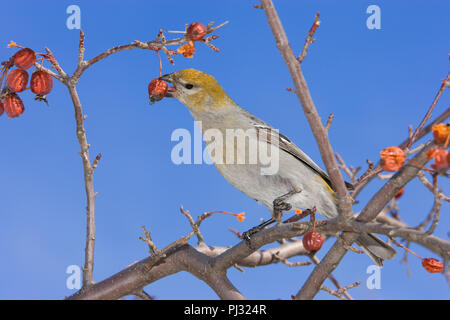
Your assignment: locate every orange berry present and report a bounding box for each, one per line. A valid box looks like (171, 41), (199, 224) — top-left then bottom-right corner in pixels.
(422, 258), (443, 274)
(380, 146), (406, 172)
(432, 123), (450, 145)
(428, 148), (449, 172)
(177, 42), (196, 58)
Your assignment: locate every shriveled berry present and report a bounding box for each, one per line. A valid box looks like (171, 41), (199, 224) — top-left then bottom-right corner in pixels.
(3, 93), (25, 118)
(6, 68), (29, 92)
(148, 78), (168, 104)
(427, 148), (449, 172)
(187, 22), (207, 41)
(422, 258), (443, 274)
(302, 231), (324, 252)
(30, 70), (53, 95)
(13, 48), (36, 70)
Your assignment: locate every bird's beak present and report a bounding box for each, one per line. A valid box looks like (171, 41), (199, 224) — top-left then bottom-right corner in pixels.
(159, 73), (172, 83)
(159, 73), (176, 98)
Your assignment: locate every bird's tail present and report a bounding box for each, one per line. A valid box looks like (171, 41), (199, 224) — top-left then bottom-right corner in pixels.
(355, 233), (396, 267)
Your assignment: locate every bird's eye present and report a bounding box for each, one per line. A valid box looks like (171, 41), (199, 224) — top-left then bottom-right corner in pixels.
(185, 83), (194, 89)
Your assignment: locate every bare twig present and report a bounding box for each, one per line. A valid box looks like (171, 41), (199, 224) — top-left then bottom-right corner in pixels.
(297, 12), (320, 63)
(180, 206), (205, 244)
(407, 72), (450, 149)
(91, 153), (102, 171)
(336, 153), (358, 184)
(320, 281), (360, 300)
(44, 47), (69, 80)
(139, 226), (160, 257)
(78, 30), (85, 67)
(309, 255), (354, 300)
(325, 113), (334, 132)
(273, 252), (312, 267)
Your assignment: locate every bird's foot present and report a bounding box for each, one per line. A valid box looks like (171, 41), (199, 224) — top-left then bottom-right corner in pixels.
(242, 218), (276, 246)
(273, 189), (300, 221)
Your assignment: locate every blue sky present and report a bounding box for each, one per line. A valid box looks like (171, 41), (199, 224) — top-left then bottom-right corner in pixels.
(0, 0), (449, 300)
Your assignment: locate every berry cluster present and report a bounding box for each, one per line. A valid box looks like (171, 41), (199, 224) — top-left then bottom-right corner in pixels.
(0, 44), (53, 118)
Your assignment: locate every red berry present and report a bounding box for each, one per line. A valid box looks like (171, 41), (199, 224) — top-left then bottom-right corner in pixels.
(30, 70), (53, 95)
(0, 100), (4, 117)
(187, 22), (207, 41)
(3, 93), (25, 118)
(302, 231), (324, 252)
(13, 48), (36, 70)
(422, 258), (443, 274)
(148, 78), (168, 104)
(6, 68), (29, 92)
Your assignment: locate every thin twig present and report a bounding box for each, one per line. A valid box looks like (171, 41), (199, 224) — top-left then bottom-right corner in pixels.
(325, 113), (334, 132)
(180, 206), (205, 244)
(297, 12), (320, 63)
(273, 253), (312, 267)
(78, 30), (85, 67)
(309, 255), (354, 300)
(407, 72), (450, 149)
(336, 153), (358, 184)
(72, 21), (227, 80)
(320, 281), (360, 300)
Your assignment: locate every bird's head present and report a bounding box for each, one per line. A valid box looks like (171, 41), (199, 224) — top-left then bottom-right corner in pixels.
(160, 69), (234, 113)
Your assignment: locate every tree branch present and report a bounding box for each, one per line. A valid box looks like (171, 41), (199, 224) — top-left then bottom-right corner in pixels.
(260, 0), (353, 222)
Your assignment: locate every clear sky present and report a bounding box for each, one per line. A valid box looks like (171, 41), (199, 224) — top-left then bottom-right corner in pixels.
(0, 0), (449, 300)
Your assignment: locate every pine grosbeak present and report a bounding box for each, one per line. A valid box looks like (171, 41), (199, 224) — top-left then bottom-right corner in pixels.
(159, 69), (396, 266)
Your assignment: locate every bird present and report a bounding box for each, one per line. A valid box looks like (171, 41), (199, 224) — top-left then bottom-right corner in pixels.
(158, 68), (396, 266)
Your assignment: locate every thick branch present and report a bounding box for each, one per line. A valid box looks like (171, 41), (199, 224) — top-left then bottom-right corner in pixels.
(69, 244), (245, 300)
(260, 0), (353, 221)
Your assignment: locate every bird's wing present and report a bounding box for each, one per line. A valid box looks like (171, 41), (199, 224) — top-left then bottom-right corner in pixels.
(254, 124), (354, 191)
